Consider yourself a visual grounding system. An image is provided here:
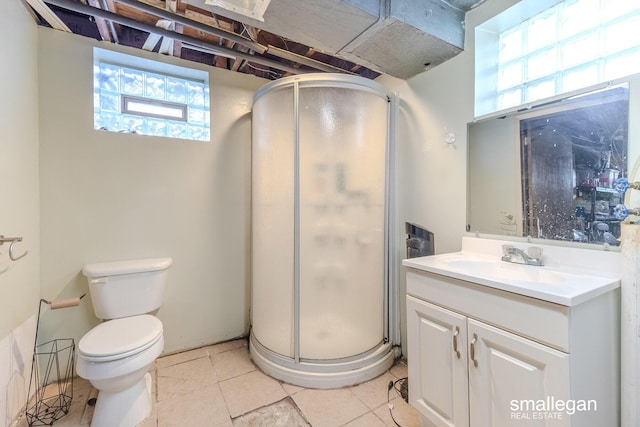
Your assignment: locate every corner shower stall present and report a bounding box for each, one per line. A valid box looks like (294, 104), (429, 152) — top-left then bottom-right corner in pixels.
(250, 74), (397, 388)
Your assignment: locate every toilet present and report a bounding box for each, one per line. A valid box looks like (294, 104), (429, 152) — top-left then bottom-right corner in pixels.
(76, 257), (172, 427)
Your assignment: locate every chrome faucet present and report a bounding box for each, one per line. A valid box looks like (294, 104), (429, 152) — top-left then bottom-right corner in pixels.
(501, 244), (544, 266)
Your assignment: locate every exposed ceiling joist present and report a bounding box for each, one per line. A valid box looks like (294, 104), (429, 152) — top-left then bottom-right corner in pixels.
(44, 0), (313, 75)
(27, 0), (486, 80)
(142, 19), (175, 54)
(86, 0), (114, 42)
(113, 0), (266, 53)
(24, 0), (71, 31)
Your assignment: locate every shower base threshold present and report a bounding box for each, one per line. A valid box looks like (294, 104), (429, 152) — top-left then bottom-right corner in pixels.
(249, 332), (397, 389)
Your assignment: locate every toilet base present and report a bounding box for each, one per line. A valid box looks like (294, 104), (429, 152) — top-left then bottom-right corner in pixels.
(91, 373), (152, 427)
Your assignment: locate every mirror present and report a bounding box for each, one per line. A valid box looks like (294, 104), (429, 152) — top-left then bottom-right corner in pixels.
(467, 83), (629, 246)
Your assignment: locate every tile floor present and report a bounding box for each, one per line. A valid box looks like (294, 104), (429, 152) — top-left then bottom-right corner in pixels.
(14, 338), (420, 427)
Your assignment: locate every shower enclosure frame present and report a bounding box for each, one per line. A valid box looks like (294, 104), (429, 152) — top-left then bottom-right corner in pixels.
(249, 73), (400, 389)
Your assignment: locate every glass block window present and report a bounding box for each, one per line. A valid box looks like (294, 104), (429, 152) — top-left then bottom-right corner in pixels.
(93, 48), (210, 141)
(475, 0), (640, 117)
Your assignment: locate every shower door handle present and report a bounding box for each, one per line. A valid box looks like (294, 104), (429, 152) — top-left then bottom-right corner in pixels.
(452, 326), (461, 359)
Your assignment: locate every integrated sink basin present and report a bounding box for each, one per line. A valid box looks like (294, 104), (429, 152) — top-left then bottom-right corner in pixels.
(443, 258), (566, 284)
(403, 248), (621, 306)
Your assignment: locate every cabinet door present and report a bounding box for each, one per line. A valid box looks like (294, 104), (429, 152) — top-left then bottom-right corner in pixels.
(467, 319), (570, 427)
(407, 296), (469, 427)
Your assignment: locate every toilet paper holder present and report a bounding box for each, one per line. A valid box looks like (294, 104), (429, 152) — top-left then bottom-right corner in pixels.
(0, 235), (28, 261)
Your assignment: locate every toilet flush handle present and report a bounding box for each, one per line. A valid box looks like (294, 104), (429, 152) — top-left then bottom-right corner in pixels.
(89, 278), (107, 285)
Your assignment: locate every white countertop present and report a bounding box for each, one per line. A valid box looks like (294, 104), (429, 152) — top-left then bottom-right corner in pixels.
(402, 237), (621, 306)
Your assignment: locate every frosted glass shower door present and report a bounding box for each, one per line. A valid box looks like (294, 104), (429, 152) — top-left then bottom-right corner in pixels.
(298, 86), (388, 359)
(251, 75), (392, 373)
(252, 87), (295, 358)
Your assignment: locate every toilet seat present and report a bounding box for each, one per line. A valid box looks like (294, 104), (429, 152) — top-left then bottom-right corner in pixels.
(78, 314), (163, 362)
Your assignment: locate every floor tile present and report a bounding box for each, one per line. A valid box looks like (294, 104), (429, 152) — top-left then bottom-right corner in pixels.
(232, 397), (309, 427)
(374, 396), (421, 427)
(157, 384), (230, 427)
(157, 356), (216, 401)
(12, 415), (28, 427)
(343, 412), (388, 427)
(71, 377), (95, 407)
(349, 372), (397, 410)
(292, 388), (369, 427)
(213, 418), (234, 427)
(42, 401), (86, 427)
(390, 361), (408, 380)
(219, 370), (287, 418)
(281, 381), (305, 396)
(211, 346), (256, 381)
(206, 338), (248, 355)
(155, 347), (209, 369)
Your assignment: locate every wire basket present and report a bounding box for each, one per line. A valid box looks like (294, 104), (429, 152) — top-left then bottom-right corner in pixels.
(25, 338), (75, 427)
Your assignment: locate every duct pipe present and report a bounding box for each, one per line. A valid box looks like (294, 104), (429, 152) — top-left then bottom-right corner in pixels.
(44, 0), (309, 75)
(112, 0), (266, 54)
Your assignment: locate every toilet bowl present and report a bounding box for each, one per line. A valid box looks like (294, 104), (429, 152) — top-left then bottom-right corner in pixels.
(76, 315), (163, 427)
(77, 258), (171, 427)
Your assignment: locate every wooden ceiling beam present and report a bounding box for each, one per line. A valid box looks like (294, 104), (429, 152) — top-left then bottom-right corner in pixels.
(161, 0), (183, 57)
(142, 18), (174, 52)
(184, 7), (233, 32)
(175, 0), (186, 13)
(113, 0), (266, 53)
(87, 0), (114, 41)
(214, 54), (228, 69)
(24, 0), (71, 31)
(229, 41), (247, 72)
(173, 22), (184, 57)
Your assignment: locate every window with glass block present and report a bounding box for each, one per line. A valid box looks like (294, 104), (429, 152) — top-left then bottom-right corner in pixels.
(93, 49), (210, 141)
(476, 0), (640, 116)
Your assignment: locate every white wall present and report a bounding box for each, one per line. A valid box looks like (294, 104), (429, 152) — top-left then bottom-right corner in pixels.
(378, 0), (520, 355)
(0, 2), (40, 426)
(37, 30), (267, 355)
(379, 0), (520, 254)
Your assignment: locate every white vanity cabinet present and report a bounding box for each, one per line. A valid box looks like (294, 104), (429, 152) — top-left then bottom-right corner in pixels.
(406, 268), (620, 427)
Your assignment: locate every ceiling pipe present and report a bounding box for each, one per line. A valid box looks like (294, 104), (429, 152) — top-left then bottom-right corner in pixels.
(44, 0), (310, 75)
(101, 0), (119, 43)
(112, 0), (267, 54)
(182, 42), (238, 60)
(266, 45), (354, 75)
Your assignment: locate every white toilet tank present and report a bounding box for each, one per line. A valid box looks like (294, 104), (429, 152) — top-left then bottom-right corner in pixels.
(83, 258), (172, 320)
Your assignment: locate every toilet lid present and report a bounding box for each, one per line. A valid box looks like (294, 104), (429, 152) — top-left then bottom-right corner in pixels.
(78, 315), (163, 361)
